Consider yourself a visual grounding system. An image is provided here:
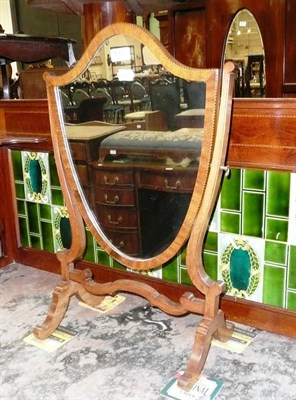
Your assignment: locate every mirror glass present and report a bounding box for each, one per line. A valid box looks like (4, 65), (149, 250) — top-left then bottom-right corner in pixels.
(224, 9), (265, 97)
(55, 31), (211, 261)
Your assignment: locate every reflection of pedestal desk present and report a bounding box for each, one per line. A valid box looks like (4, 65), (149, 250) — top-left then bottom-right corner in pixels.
(93, 128), (202, 257)
(92, 160), (197, 257)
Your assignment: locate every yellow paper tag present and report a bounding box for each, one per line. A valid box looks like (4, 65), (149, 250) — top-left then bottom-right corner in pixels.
(24, 326), (78, 352)
(79, 294), (126, 313)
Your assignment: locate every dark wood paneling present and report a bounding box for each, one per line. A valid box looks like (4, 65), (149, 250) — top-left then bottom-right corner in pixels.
(0, 147), (16, 267)
(0, 100), (51, 136)
(174, 8), (206, 67)
(284, 0), (296, 89)
(228, 98), (296, 172)
(1, 97), (296, 171)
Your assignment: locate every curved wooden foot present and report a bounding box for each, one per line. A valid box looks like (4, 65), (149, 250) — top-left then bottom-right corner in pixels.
(33, 281), (78, 340)
(177, 310), (234, 391)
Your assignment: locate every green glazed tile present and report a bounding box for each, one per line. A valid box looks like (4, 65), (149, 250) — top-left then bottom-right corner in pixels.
(59, 216), (72, 249)
(51, 188), (65, 206)
(39, 204), (52, 220)
(287, 291), (296, 311)
(288, 245), (296, 290)
(18, 217), (30, 247)
(204, 231), (218, 252)
(263, 264), (285, 307)
(203, 252), (218, 281)
(265, 241), (287, 265)
(15, 182), (25, 199)
(266, 218), (288, 242)
(27, 202), (40, 234)
(179, 247), (187, 266)
(17, 199), (26, 215)
(244, 170), (265, 190)
(97, 249), (112, 266)
(11, 151), (23, 181)
(221, 168), (241, 211)
(180, 267), (193, 286)
(41, 221), (55, 253)
(221, 212), (240, 234)
(82, 229), (95, 262)
(49, 154), (60, 187)
(267, 171), (290, 217)
(162, 258), (178, 283)
(112, 259), (126, 270)
(30, 235), (42, 250)
(243, 192), (264, 237)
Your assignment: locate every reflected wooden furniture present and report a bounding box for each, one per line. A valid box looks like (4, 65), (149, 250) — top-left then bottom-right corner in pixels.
(175, 108), (205, 129)
(94, 127), (202, 257)
(0, 34), (76, 99)
(19, 67), (69, 99)
(124, 110), (167, 131)
(66, 123), (126, 206)
(92, 159), (197, 257)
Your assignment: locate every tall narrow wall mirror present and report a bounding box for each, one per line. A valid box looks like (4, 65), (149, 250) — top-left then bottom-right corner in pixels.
(34, 23), (235, 390)
(224, 9), (265, 97)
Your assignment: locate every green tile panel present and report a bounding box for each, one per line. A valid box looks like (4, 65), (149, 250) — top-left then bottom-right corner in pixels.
(204, 231), (218, 252)
(30, 235), (42, 250)
(41, 221), (55, 253)
(221, 212), (240, 234)
(288, 245), (296, 289)
(15, 182), (25, 199)
(243, 192), (265, 238)
(11, 150), (295, 312)
(18, 217), (30, 247)
(263, 264), (286, 308)
(11, 151), (23, 181)
(162, 257), (179, 283)
(97, 248), (113, 267)
(244, 170), (265, 191)
(287, 291), (296, 311)
(180, 267), (193, 286)
(220, 168), (241, 211)
(267, 171), (290, 217)
(265, 218), (288, 242)
(82, 229), (96, 263)
(203, 252), (218, 281)
(27, 202), (40, 234)
(265, 241), (287, 265)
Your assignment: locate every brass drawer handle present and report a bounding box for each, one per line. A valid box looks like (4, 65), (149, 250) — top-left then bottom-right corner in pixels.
(104, 194), (119, 204)
(164, 179), (181, 190)
(108, 215), (123, 225)
(104, 176), (119, 186)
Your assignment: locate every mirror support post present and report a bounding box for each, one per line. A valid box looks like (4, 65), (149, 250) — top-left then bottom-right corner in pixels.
(177, 62), (236, 390)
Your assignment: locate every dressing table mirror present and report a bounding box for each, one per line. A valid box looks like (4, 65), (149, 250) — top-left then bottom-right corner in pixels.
(33, 23), (235, 390)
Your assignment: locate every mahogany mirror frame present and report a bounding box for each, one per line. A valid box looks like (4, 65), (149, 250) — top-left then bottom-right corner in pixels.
(33, 23), (236, 391)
